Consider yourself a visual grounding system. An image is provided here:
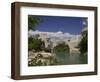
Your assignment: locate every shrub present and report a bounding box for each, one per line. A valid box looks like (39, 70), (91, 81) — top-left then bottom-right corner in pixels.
(28, 37), (45, 51)
(53, 42), (70, 53)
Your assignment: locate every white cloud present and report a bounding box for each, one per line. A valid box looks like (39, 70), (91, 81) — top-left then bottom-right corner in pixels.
(28, 30), (81, 41)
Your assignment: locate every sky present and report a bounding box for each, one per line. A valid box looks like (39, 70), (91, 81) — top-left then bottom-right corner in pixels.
(29, 15), (87, 35)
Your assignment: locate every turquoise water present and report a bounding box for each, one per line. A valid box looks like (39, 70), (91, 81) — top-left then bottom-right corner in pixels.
(55, 52), (87, 65)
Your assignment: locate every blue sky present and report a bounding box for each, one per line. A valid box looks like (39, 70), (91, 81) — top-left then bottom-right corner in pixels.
(30, 15), (87, 35)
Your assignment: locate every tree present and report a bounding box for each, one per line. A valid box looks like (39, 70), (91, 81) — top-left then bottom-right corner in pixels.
(54, 42), (70, 53)
(78, 31), (87, 53)
(28, 36), (45, 51)
(28, 15), (42, 31)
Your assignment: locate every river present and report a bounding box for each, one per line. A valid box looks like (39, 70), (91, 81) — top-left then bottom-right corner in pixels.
(55, 52), (87, 65)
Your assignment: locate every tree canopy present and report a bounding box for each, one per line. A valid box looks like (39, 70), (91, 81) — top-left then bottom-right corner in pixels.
(28, 36), (45, 51)
(54, 42), (70, 53)
(78, 30), (87, 53)
(28, 15), (42, 31)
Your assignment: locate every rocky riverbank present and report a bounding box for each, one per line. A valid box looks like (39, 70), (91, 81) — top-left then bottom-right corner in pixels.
(28, 51), (57, 66)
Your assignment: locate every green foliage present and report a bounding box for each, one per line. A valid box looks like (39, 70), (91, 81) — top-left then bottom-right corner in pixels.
(54, 42), (70, 53)
(28, 36), (45, 51)
(28, 15), (42, 31)
(78, 31), (87, 53)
